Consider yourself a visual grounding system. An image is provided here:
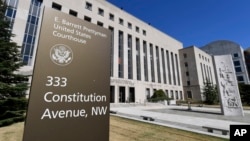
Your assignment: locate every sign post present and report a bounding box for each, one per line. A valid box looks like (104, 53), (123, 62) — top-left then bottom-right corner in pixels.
(23, 7), (111, 141)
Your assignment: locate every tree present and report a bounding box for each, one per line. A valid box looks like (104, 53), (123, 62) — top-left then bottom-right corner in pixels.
(0, 1), (28, 126)
(202, 79), (218, 105)
(0, 1), (28, 99)
(149, 89), (169, 102)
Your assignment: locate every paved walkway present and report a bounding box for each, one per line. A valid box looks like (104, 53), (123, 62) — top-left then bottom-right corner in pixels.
(110, 103), (250, 139)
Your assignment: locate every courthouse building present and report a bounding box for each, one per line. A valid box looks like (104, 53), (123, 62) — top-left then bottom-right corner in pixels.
(5, 0), (184, 103)
(179, 46), (216, 101)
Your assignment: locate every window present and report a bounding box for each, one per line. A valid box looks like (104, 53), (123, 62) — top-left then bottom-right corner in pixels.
(186, 71), (189, 76)
(69, 9), (77, 17)
(170, 90), (174, 99)
(136, 38), (141, 80)
(234, 60), (241, 66)
(97, 21), (103, 27)
(85, 2), (92, 11)
(143, 30), (146, 36)
(128, 22), (132, 29)
(237, 76), (244, 82)
(84, 16), (91, 22)
(119, 18), (124, 25)
(187, 91), (192, 99)
(136, 26), (139, 33)
(235, 67), (242, 72)
(187, 81), (190, 86)
(98, 8), (104, 16)
(21, 0), (42, 65)
(175, 91), (179, 100)
(127, 34), (133, 79)
(183, 53), (187, 58)
(233, 53), (239, 58)
(185, 62), (188, 67)
(109, 13), (114, 21)
(52, 2), (61, 11)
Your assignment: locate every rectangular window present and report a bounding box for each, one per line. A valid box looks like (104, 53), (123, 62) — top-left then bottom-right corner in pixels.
(170, 90), (174, 99)
(136, 38), (141, 80)
(69, 9), (77, 17)
(150, 44), (155, 82)
(233, 53), (239, 58)
(166, 50), (171, 84)
(234, 60), (241, 66)
(183, 53), (187, 58)
(143, 41), (148, 81)
(119, 18), (124, 25)
(97, 21), (103, 27)
(235, 67), (242, 72)
(156, 46), (161, 83)
(109, 13), (114, 21)
(118, 31), (124, 78)
(109, 26), (114, 77)
(98, 8), (104, 16)
(237, 76), (244, 82)
(171, 52), (176, 85)
(161, 49), (166, 84)
(187, 81), (190, 86)
(84, 16), (91, 22)
(187, 91), (192, 99)
(175, 91), (179, 100)
(85, 2), (92, 11)
(136, 26), (140, 33)
(200, 63), (205, 84)
(175, 54), (180, 86)
(52, 2), (61, 11)
(143, 30), (146, 36)
(128, 22), (132, 29)
(128, 34), (133, 79)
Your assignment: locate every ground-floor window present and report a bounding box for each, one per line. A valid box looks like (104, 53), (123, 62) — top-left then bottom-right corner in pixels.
(187, 91), (192, 99)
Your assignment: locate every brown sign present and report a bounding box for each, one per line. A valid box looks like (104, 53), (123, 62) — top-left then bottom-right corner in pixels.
(23, 7), (111, 141)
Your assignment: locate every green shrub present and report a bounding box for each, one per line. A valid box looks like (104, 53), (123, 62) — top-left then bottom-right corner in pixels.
(149, 89), (169, 102)
(0, 97), (28, 115)
(0, 110), (25, 120)
(0, 116), (25, 127)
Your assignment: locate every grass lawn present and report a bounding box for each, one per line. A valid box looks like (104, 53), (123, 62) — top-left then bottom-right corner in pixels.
(0, 115), (228, 141)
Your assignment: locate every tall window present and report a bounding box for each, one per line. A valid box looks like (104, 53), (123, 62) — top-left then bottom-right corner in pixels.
(156, 46), (161, 83)
(136, 38), (141, 80)
(200, 63), (205, 83)
(143, 41), (148, 81)
(4, 0), (19, 29)
(175, 54), (180, 86)
(109, 26), (114, 77)
(150, 44), (155, 82)
(118, 31), (124, 78)
(166, 50), (171, 84)
(21, 0), (42, 65)
(171, 52), (176, 85)
(161, 49), (166, 84)
(127, 34), (133, 79)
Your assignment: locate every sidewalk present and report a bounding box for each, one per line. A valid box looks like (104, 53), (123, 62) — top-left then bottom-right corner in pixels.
(110, 103), (250, 139)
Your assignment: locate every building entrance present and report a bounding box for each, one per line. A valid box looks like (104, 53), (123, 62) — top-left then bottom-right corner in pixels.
(119, 86), (125, 103)
(129, 87), (135, 102)
(110, 86), (115, 103)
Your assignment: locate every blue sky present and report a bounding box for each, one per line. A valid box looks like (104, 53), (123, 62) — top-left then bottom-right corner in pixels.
(107, 0), (250, 49)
